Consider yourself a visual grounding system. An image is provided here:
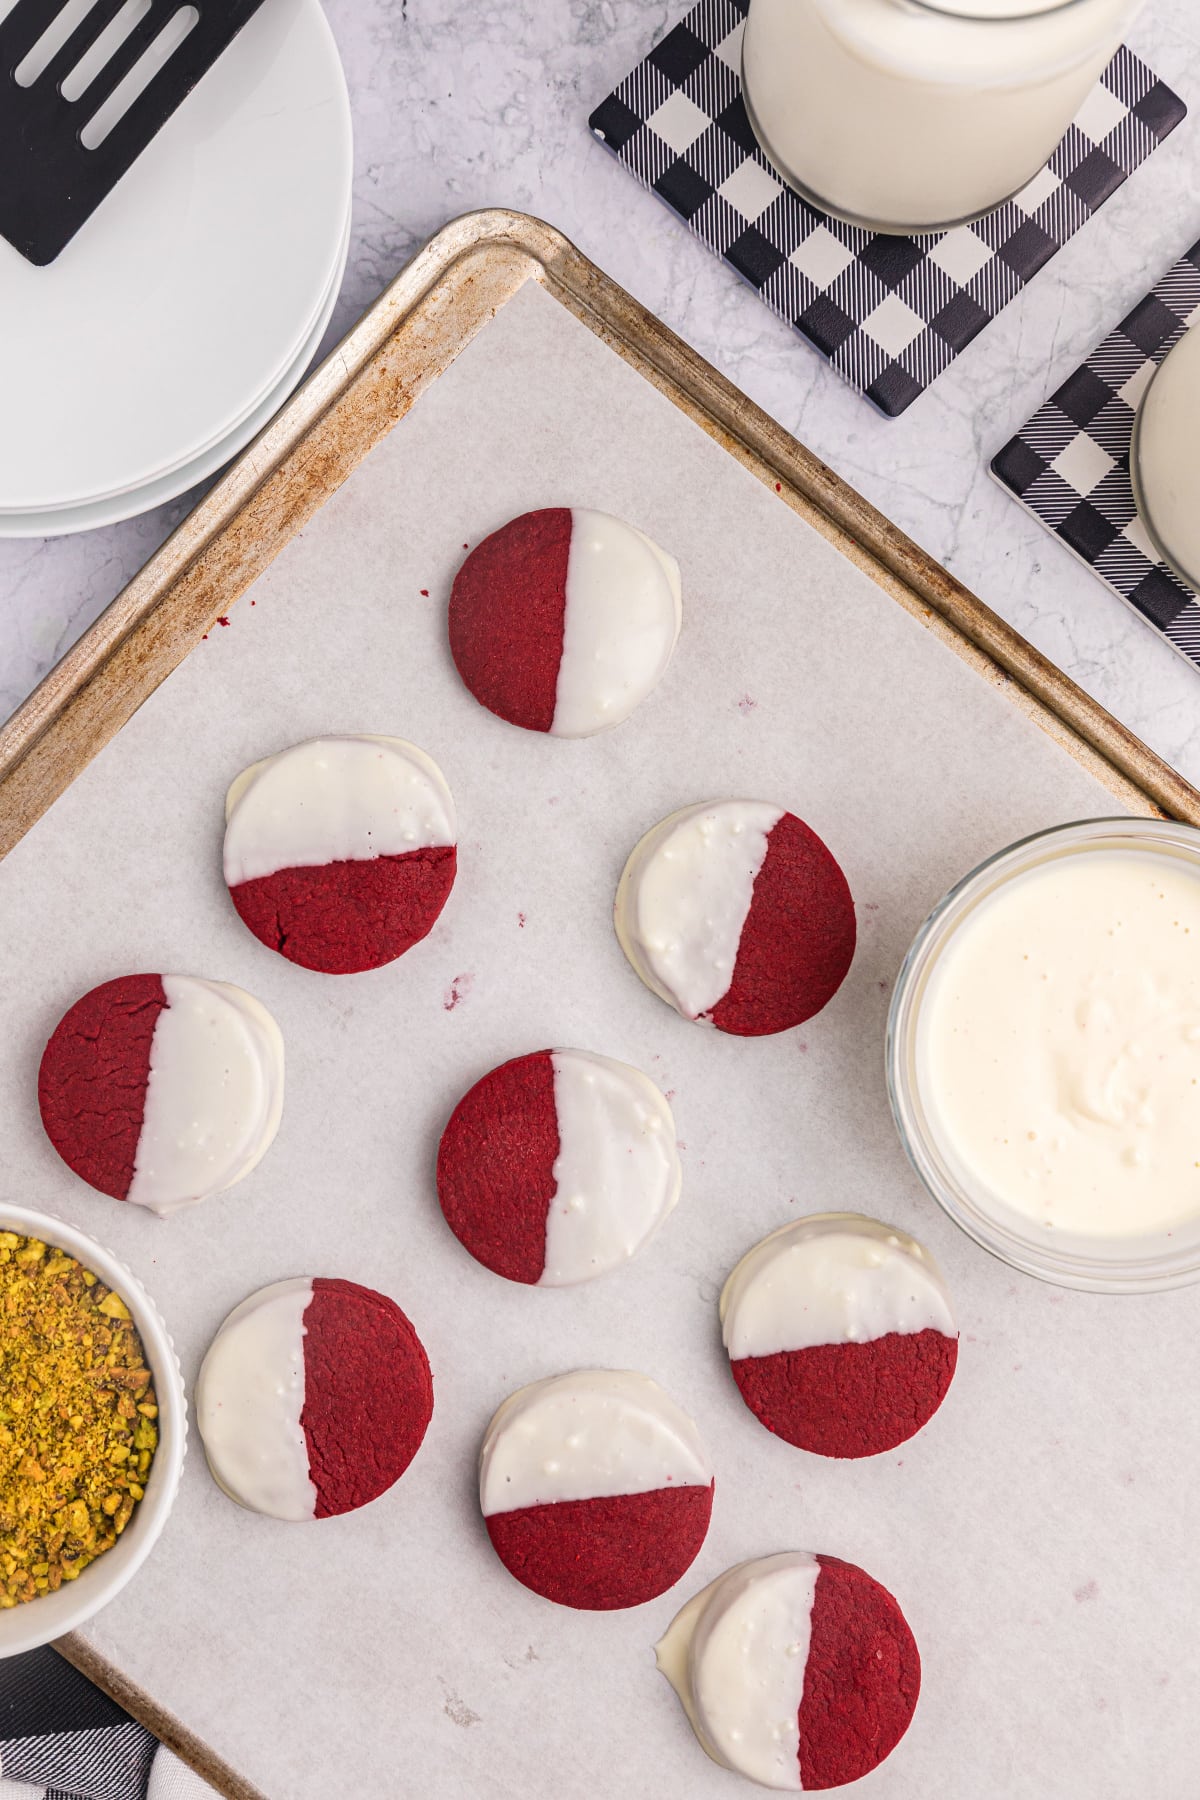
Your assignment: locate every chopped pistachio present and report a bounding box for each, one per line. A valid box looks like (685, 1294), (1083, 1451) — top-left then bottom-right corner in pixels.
(0, 1233), (159, 1606)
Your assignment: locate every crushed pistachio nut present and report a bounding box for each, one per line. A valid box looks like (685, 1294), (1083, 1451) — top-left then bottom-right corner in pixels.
(0, 1235), (159, 1606)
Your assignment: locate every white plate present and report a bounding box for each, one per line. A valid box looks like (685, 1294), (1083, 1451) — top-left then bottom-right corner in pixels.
(3, 186), (352, 521)
(15, 179), (353, 517)
(0, 213), (350, 539)
(0, 0), (351, 511)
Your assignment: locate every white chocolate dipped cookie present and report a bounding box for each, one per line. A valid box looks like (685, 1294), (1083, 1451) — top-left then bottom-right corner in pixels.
(615, 802), (855, 1035)
(197, 1277), (433, 1521)
(721, 1215), (958, 1458)
(39, 974), (283, 1215)
(449, 508), (681, 736)
(437, 1048), (681, 1285)
(479, 1369), (713, 1610)
(223, 734), (456, 974)
(657, 1551), (921, 1790)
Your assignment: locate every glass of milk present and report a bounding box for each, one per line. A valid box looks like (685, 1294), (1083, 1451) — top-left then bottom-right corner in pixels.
(741, 0), (1144, 235)
(1130, 323), (1200, 595)
(888, 818), (1200, 1293)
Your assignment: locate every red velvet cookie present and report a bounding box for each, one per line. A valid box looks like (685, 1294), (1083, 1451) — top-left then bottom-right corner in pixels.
(448, 508), (681, 736)
(436, 1049), (680, 1286)
(38, 973), (284, 1215)
(223, 734), (456, 975)
(721, 1215), (959, 1458)
(657, 1551), (920, 1790)
(479, 1370), (713, 1610)
(615, 802), (856, 1036)
(196, 1277), (433, 1520)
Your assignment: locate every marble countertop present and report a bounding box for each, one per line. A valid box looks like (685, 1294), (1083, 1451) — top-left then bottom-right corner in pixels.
(3, 0), (1199, 784)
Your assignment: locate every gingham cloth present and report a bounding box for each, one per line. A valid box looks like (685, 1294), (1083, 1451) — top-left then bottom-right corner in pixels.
(589, 1), (1185, 416)
(0, 1650), (213, 1800)
(992, 240), (1200, 668)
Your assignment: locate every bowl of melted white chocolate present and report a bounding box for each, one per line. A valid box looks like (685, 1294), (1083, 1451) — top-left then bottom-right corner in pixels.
(888, 818), (1200, 1291)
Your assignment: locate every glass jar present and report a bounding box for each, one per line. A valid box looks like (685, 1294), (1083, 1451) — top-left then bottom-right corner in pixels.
(1130, 323), (1200, 595)
(742, 0), (1144, 235)
(887, 818), (1200, 1293)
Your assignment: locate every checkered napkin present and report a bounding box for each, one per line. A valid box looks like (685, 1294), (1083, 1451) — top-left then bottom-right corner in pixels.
(0, 1649), (212, 1800)
(589, 1), (1185, 416)
(992, 242), (1200, 667)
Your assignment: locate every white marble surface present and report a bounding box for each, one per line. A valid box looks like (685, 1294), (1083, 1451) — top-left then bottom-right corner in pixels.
(3, 0), (1199, 782)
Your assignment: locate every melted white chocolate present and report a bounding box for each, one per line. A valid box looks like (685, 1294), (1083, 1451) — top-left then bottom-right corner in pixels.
(917, 846), (1200, 1240)
(479, 1369), (710, 1516)
(614, 800), (782, 1022)
(223, 734), (455, 885)
(196, 1279), (316, 1522)
(656, 1553), (821, 1791)
(127, 977), (284, 1216)
(552, 511), (681, 737)
(541, 1050), (680, 1286)
(720, 1214), (956, 1359)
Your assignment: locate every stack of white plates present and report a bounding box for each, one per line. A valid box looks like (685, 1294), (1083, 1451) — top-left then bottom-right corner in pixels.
(0, 0), (351, 538)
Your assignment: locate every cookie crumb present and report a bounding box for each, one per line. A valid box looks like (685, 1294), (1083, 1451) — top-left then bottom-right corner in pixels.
(443, 973), (474, 1012)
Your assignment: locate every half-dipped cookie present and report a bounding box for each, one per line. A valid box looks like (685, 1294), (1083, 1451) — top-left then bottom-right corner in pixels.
(479, 1369), (712, 1609)
(657, 1551), (921, 1790)
(38, 974), (283, 1215)
(721, 1215), (958, 1458)
(196, 1278), (433, 1520)
(615, 802), (855, 1036)
(223, 734), (456, 974)
(449, 508), (681, 736)
(437, 1049), (681, 1285)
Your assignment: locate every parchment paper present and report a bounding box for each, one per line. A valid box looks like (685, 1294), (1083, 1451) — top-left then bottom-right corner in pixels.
(1, 279), (1195, 1800)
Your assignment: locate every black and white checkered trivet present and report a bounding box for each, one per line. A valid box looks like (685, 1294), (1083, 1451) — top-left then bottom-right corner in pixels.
(992, 242), (1200, 668)
(0, 1646), (211, 1800)
(589, 1), (1185, 417)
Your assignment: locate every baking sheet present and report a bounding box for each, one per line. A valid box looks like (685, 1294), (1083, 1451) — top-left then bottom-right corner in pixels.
(1, 277), (1195, 1799)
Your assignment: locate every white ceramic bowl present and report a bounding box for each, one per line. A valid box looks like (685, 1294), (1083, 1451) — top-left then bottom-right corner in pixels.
(0, 1206), (186, 1656)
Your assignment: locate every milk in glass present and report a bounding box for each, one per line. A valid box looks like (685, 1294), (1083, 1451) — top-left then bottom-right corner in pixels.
(742, 0), (1143, 233)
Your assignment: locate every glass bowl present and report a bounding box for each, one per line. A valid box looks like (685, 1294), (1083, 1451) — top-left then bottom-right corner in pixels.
(1129, 326), (1200, 594)
(887, 817), (1200, 1293)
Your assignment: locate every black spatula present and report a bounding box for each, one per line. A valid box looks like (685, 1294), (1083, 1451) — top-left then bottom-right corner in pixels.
(0, 0), (270, 266)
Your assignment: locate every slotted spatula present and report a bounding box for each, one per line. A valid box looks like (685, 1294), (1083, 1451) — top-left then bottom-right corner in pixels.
(0, 0), (269, 265)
